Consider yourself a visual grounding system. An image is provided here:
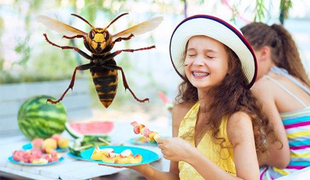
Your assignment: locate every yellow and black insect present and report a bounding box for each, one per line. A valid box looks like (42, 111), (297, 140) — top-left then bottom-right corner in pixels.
(37, 13), (163, 108)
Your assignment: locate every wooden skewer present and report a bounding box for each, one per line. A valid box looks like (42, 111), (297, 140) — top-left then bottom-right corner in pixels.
(98, 137), (111, 145)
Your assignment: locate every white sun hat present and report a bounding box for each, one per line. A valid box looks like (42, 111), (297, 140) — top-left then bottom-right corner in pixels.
(169, 14), (257, 89)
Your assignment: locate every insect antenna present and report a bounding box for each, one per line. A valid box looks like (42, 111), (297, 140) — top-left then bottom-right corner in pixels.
(71, 14), (95, 29)
(104, 12), (129, 30)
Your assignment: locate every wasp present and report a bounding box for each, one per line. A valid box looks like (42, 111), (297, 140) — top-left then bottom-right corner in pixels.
(37, 13), (163, 108)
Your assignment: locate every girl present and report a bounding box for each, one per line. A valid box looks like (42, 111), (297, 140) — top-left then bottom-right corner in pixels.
(104, 15), (280, 180)
(241, 22), (310, 179)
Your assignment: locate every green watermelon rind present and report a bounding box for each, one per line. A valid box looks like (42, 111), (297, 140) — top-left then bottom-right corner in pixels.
(68, 137), (110, 157)
(17, 95), (67, 140)
(82, 135), (111, 145)
(65, 122), (83, 139)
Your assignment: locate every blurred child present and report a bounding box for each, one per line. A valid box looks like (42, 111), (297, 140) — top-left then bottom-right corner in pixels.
(242, 22), (310, 179)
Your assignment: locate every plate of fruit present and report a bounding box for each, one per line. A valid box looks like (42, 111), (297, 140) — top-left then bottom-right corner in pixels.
(23, 134), (69, 153)
(67, 135), (111, 160)
(81, 145), (160, 167)
(9, 148), (64, 166)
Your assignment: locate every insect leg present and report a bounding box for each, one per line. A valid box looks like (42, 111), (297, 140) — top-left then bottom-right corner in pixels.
(47, 63), (94, 104)
(43, 33), (92, 60)
(62, 35), (85, 40)
(106, 45), (156, 60)
(112, 34), (134, 44)
(105, 65), (149, 103)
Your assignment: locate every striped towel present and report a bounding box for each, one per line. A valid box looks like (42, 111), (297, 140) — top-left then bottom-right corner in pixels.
(260, 107), (310, 179)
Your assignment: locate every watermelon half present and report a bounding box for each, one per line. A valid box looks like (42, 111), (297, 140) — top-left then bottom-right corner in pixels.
(65, 121), (114, 139)
(17, 95), (67, 140)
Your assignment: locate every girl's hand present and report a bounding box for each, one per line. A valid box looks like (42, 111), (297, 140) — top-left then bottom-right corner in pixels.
(156, 137), (196, 162)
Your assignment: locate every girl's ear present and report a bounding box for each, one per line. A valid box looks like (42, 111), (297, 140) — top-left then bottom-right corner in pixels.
(259, 46), (271, 62)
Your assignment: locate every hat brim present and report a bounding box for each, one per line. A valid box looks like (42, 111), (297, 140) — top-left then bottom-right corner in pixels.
(169, 15), (257, 89)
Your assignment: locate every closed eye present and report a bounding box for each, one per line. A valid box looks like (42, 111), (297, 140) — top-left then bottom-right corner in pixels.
(187, 54), (196, 57)
(205, 55), (214, 59)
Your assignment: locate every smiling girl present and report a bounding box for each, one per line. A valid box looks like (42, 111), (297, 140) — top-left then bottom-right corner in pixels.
(102, 15), (281, 180)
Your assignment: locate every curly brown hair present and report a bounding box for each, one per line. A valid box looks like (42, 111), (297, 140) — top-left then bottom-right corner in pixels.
(176, 45), (279, 162)
(241, 22), (310, 86)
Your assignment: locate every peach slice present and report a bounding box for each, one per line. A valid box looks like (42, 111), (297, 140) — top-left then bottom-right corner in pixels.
(91, 147), (114, 160)
(115, 154), (131, 164)
(101, 154), (116, 163)
(91, 147), (103, 160)
(132, 154), (143, 163)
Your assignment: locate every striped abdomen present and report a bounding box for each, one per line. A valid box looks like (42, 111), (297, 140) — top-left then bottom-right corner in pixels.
(90, 65), (118, 108)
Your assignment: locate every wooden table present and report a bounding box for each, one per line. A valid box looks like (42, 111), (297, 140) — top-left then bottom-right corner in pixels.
(0, 122), (171, 180)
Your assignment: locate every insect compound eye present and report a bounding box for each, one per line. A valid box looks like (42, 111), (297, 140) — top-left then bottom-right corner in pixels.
(89, 31), (95, 39)
(104, 32), (109, 40)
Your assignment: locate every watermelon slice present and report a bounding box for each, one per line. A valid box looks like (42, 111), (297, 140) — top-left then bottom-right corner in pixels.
(65, 121), (114, 139)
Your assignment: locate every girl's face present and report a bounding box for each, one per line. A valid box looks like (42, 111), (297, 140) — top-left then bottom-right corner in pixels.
(184, 35), (229, 91)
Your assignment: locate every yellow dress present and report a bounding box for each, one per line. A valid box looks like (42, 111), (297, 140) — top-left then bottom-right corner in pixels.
(178, 102), (236, 180)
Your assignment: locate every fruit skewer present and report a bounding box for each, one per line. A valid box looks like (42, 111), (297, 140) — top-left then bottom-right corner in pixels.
(130, 121), (160, 142)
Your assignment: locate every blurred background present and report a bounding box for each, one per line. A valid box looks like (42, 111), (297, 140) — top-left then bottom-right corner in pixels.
(1, 0), (310, 135)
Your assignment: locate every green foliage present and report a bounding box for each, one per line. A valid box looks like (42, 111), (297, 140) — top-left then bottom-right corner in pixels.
(253, 0), (268, 22)
(215, 0), (294, 23)
(28, 43), (81, 82)
(0, 40), (85, 84)
(279, 0), (293, 24)
(0, 17), (4, 35)
(252, 0), (293, 23)
(14, 34), (31, 66)
(81, 1), (106, 23)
